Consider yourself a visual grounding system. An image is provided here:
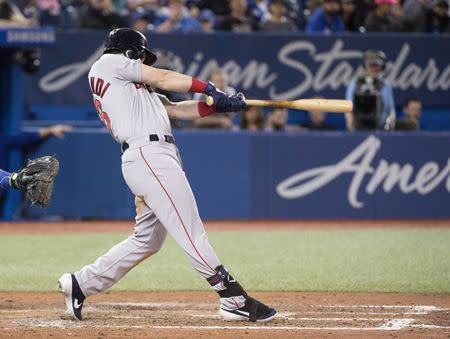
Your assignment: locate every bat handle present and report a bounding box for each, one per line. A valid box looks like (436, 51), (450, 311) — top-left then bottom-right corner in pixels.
(206, 96), (214, 106)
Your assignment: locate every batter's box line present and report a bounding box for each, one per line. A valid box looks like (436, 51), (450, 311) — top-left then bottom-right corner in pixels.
(191, 313), (389, 321)
(11, 318), (450, 331)
(314, 305), (449, 314)
(380, 318), (415, 330)
(76, 324), (443, 331)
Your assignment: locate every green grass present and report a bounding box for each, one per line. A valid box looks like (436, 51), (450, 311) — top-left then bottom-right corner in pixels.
(0, 229), (449, 293)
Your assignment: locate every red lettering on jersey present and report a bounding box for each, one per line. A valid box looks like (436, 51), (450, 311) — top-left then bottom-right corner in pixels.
(133, 82), (153, 93)
(95, 78), (104, 96)
(90, 77), (111, 98)
(145, 84), (154, 93)
(89, 77), (95, 94)
(100, 82), (110, 98)
(94, 99), (111, 131)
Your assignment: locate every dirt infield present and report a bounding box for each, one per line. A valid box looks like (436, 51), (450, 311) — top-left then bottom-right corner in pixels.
(1, 291), (450, 338)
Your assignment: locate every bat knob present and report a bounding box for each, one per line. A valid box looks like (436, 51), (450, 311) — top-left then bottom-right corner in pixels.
(206, 96), (214, 106)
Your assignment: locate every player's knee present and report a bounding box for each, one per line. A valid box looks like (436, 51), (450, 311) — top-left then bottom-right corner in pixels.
(151, 238), (164, 253)
(130, 227), (165, 254)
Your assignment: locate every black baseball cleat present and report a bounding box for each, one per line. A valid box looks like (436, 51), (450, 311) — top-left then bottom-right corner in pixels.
(219, 296), (277, 322)
(58, 273), (85, 320)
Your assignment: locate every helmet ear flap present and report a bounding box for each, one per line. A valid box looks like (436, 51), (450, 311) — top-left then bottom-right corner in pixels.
(125, 49), (136, 59)
(125, 49), (145, 61)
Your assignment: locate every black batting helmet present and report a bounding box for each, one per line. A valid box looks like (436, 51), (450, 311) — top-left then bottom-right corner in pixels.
(103, 28), (157, 66)
(363, 50), (387, 71)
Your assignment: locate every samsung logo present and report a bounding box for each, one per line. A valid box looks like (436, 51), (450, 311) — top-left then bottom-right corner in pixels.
(7, 30), (55, 43)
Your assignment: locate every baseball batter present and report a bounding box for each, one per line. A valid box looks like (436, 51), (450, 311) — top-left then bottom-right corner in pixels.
(58, 28), (277, 323)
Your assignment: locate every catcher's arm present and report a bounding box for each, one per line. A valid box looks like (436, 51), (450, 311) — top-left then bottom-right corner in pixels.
(10, 156), (59, 207)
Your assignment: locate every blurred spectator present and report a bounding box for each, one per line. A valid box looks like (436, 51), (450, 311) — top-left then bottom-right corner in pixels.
(188, 3), (200, 19)
(154, 0), (203, 33)
(248, 0), (270, 23)
(301, 102), (335, 130)
(306, 0), (322, 14)
(285, 0), (305, 30)
(193, 69), (237, 129)
(395, 97), (422, 130)
(198, 8), (215, 31)
(265, 107), (289, 131)
(240, 106), (265, 131)
(195, 0), (230, 16)
(112, 0), (128, 13)
(127, 0), (158, 13)
(364, 0), (402, 32)
(23, 0), (64, 27)
(428, 0), (450, 32)
(401, 0), (430, 32)
(305, 0), (345, 33)
(218, 0), (256, 32)
(357, 0), (375, 26)
(0, 0), (36, 27)
(391, 0), (402, 22)
(131, 12), (151, 32)
(342, 0), (364, 31)
(260, 0), (297, 31)
(80, 0), (127, 29)
(346, 50), (395, 130)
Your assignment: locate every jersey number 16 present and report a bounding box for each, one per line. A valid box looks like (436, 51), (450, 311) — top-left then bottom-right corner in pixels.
(94, 99), (112, 132)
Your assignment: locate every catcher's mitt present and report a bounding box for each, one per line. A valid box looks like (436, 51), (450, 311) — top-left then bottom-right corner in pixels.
(10, 156), (59, 207)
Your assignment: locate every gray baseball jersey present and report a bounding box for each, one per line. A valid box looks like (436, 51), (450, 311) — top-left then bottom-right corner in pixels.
(87, 53), (171, 143)
(75, 54), (243, 312)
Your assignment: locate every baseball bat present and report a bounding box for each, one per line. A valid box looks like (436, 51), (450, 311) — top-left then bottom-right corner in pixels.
(206, 96), (353, 113)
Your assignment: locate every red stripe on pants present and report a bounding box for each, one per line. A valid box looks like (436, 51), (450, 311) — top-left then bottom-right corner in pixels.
(139, 147), (215, 273)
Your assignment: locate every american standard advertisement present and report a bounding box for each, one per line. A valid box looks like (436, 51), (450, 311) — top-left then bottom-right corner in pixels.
(276, 135), (450, 209)
(26, 32), (450, 108)
(270, 133), (450, 219)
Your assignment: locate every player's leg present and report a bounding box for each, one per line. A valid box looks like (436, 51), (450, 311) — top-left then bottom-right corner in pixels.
(124, 145), (277, 322)
(59, 196), (167, 320)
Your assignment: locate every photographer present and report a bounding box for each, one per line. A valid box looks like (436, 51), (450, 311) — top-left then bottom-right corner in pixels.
(345, 50), (396, 131)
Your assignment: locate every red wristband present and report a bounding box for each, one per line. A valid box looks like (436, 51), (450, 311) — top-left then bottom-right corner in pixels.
(189, 78), (207, 93)
(198, 102), (217, 117)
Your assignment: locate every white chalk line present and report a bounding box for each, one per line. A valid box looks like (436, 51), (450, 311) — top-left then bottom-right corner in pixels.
(379, 319), (415, 330)
(303, 311), (442, 315)
(24, 324), (447, 331)
(5, 303), (450, 332)
(11, 318), (450, 332)
(191, 314), (387, 321)
(95, 301), (201, 308)
(0, 309), (434, 316)
(411, 324), (450, 329)
(318, 305), (449, 312)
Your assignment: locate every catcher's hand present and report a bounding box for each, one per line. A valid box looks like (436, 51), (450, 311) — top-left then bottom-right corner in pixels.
(10, 156), (59, 207)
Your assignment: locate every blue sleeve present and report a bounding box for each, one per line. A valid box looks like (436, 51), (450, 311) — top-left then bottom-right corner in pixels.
(306, 10), (323, 32)
(189, 18), (203, 32)
(5, 132), (41, 149)
(346, 80), (356, 100)
(335, 16), (345, 32)
(152, 16), (167, 29)
(0, 168), (11, 189)
(383, 82), (395, 115)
